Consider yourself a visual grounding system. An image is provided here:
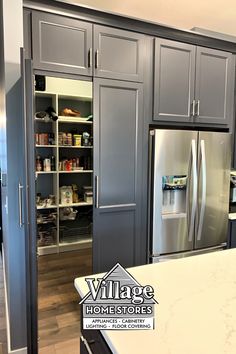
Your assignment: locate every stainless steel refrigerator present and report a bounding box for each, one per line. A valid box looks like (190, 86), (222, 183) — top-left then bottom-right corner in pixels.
(149, 129), (231, 262)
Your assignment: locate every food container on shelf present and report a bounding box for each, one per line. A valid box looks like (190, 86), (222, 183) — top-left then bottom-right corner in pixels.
(84, 191), (93, 203)
(59, 207), (78, 221)
(60, 186), (73, 205)
(73, 134), (82, 146)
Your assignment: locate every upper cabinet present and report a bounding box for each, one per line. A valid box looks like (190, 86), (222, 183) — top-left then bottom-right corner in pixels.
(93, 25), (145, 82)
(194, 47), (234, 125)
(32, 12), (93, 75)
(31, 12), (145, 82)
(154, 38), (196, 123)
(153, 38), (235, 126)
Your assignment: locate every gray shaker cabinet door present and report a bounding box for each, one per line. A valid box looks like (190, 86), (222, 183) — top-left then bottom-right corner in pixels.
(93, 78), (143, 273)
(32, 12), (92, 75)
(194, 47), (234, 125)
(93, 25), (144, 82)
(153, 38), (196, 122)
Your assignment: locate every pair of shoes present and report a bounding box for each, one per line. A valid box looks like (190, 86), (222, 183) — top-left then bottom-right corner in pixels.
(60, 108), (81, 117)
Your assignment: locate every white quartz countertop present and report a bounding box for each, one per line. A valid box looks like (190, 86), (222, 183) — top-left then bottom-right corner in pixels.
(229, 212), (236, 220)
(74, 249), (236, 354)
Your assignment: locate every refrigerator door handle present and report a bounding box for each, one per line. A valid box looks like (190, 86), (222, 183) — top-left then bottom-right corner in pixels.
(187, 139), (197, 242)
(197, 139), (207, 241)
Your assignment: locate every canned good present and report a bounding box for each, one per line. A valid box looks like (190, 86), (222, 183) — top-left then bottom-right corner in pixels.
(73, 134), (82, 146)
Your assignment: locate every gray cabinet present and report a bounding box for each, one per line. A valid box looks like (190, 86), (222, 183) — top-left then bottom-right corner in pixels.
(93, 78), (143, 273)
(194, 47), (234, 125)
(31, 12), (145, 81)
(32, 12), (92, 75)
(154, 38), (196, 122)
(93, 25), (145, 82)
(23, 9), (32, 59)
(154, 38), (234, 126)
(229, 221), (236, 248)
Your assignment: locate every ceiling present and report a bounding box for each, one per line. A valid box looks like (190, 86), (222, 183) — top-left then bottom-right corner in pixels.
(58, 0), (236, 38)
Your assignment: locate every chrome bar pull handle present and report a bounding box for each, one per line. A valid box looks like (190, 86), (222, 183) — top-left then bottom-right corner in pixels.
(95, 175), (99, 208)
(88, 48), (92, 68)
(81, 336), (93, 354)
(18, 183), (24, 227)
(192, 99), (196, 117)
(95, 50), (99, 69)
(188, 139), (197, 242)
(197, 140), (206, 241)
(196, 100), (200, 116)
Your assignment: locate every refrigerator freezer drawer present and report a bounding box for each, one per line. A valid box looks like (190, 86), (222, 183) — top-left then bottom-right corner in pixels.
(152, 214), (191, 255)
(151, 244), (226, 263)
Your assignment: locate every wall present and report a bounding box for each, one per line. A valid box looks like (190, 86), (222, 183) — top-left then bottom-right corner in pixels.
(62, 0), (236, 37)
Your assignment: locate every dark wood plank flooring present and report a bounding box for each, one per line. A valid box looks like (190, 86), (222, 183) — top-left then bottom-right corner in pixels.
(38, 248), (92, 354)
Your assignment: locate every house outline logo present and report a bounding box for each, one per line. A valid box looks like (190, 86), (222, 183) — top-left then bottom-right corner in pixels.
(80, 263), (158, 330)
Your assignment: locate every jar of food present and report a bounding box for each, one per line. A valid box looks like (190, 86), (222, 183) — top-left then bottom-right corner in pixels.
(60, 186), (73, 205)
(43, 158), (51, 172)
(73, 134), (82, 146)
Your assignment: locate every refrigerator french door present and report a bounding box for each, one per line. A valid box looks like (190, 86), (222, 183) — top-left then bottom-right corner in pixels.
(149, 129), (231, 262)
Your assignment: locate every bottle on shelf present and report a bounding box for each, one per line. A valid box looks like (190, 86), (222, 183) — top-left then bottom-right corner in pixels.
(45, 106), (58, 121)
(36, 155), (43, 172)
(51, 156), (56, 171)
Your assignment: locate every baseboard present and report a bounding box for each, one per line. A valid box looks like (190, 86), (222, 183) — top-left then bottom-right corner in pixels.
(2, 247), (27, 354)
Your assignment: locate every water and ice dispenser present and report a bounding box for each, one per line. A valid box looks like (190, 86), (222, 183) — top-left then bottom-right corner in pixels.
(162, 175), (187, 216)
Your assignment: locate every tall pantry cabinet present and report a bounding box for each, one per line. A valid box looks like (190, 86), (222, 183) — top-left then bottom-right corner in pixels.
(24, 10), (146, 272)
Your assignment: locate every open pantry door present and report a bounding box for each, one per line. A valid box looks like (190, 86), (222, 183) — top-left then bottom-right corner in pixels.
(22, 50), (38, 354)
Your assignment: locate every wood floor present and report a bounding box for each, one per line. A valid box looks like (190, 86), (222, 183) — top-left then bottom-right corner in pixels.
(38, 248), (92, 354)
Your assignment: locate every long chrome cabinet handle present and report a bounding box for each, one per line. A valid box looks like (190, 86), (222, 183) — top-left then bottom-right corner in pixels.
(95, 49), (99, 69)
(196, 100), (200, 116)
(197, 140), (206, 241)
(80, 336), (93, 354)
(88, 48), (92, 68)
(192, 99), (196, 117)
(95, 175), (99, 208)
(188, 139), (197, 242)
(18, 183), (24, 227)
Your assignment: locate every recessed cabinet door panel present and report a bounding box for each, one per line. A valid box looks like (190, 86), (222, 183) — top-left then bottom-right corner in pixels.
(94, 25), (144, 82)
(32, 12), (92, 75)
(93, 79), (143, 273)
(154, 38), (195, 122)
(95, 210), (136, 271)
(194, 47), (234, 125)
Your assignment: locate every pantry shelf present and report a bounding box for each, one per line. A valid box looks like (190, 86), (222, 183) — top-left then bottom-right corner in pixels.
(59, 202), (93, 208)
(38, 245), (58, 256)
(59, 238), (92, 252)
(59, 170), (93, 174)
(36, 145), (57, 148)
(59, 145), (93, 149)
(58, 116), (93, 124)
(36, 171), (57, 175)
(37, 205), (58, 210)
